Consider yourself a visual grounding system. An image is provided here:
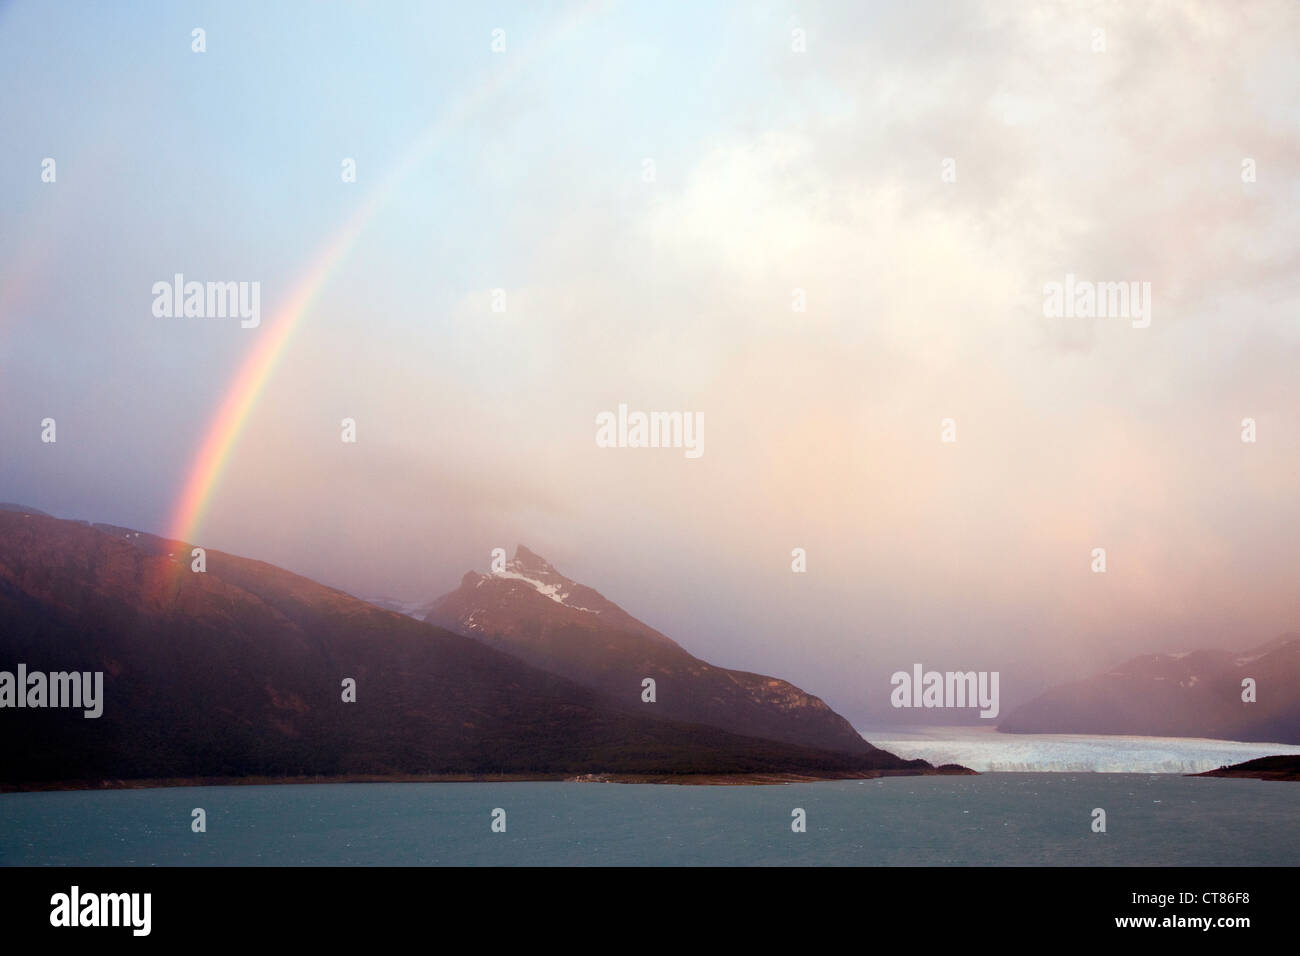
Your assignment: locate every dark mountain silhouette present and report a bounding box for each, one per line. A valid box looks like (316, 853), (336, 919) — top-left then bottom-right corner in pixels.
(999, 634), (1300, 743)
(1195, 755), (1300, 781)
(0, 510), (938, 786)
(424, 545), (872, 754)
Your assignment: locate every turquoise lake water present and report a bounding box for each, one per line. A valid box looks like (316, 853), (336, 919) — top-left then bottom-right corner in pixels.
(2, 774), (1296, 866)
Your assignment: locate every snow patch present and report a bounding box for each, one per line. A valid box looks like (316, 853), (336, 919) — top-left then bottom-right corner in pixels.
(492, 569), (600, 613)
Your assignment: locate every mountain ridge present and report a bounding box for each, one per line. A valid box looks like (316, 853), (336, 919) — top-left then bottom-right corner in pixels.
(999, 634), (1300, 743)
(0, 512), (944, 787)
(423, 545), (874, 754)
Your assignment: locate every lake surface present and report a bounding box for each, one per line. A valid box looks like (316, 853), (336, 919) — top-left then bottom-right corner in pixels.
(861, 726), (1300, 773)
(3, 773), (1297, 866)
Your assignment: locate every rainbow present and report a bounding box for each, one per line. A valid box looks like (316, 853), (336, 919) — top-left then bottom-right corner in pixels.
(167, 3), (603, 546)
(166, 222), (359, 545)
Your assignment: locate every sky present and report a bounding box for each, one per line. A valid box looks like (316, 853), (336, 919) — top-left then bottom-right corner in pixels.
(2, 0), (1298, 725)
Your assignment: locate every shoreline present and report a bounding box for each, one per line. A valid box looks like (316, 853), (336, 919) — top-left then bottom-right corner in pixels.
(1191, 755), (1300, 782)
(1191, 769), (1299, 781)
(0, 765), (976, 793)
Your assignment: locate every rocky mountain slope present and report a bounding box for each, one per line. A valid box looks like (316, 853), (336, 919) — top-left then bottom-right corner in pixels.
(424, 546), (873, 753)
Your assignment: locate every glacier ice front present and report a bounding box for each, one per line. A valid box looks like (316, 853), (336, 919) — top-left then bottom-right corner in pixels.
(860, 725), (1300, 773)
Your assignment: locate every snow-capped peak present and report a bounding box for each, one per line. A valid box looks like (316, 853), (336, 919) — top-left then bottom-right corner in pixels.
(485, 546), (600, 613)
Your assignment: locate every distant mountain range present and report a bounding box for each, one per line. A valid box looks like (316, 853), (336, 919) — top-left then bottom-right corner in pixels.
(999, 634), (1300, 743)
(0, 510), (952, 787)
